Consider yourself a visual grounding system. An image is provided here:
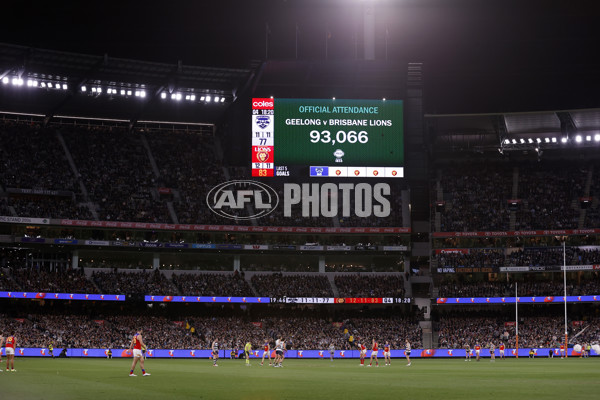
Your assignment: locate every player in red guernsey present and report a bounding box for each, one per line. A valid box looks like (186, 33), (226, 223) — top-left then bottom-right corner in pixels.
(368, 339), (379, 367)
(383, 342), (391, 366)
(499, 343), (505, 360)
(261, 339), (271, 366)
(4, 333), (16, 371)
(474, 344), (481, 361)
(560, 343), (565, 359)
(129, 330), (150, 377)
(358, 341), (367, 366)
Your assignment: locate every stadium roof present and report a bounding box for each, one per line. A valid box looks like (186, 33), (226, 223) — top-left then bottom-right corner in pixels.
(0, 43), (257, 124)
(426, 108), (600, 153)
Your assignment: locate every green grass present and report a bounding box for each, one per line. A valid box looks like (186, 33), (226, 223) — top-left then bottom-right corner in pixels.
(1, 357), (598, 400)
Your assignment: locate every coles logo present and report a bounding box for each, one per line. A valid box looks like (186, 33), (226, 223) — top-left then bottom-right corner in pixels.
(252, 98), (274, 110)
(207, 180), (279, 220)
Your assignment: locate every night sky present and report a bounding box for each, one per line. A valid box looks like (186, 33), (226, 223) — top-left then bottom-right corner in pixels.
(3, 0), (599, 113)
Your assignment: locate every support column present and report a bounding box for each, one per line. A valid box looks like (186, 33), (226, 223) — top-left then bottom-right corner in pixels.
(72, 250), (79, 269)
(153, 253), (160, 270)
(319, 256), (325, 273)
(234, 255), (241, 271)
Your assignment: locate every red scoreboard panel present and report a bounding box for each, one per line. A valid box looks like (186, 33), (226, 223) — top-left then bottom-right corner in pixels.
(251, 98), (275, 177)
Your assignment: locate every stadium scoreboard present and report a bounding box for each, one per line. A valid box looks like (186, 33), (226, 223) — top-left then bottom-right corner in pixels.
(251, 98), (404, 178)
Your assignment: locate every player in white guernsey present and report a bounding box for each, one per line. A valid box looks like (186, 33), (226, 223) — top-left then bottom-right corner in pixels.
(211, 339), (219, 367)
(405, 340), (411, 366)
(274, 337), (284, 367)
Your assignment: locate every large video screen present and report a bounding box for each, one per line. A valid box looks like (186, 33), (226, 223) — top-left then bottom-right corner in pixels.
(251, 98), (404, 178)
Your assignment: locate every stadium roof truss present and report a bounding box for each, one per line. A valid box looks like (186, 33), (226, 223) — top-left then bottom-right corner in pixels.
(426, 108), (600, 155)
(0, 43), (255, 124)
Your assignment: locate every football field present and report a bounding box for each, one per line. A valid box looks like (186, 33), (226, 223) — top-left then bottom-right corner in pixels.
(1, 357), (597, 400)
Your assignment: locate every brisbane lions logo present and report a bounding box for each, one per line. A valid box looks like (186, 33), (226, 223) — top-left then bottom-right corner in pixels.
(257, 151), (269, 162)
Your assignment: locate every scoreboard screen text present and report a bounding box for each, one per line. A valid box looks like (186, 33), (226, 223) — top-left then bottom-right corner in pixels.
(251, 98), (404, 178)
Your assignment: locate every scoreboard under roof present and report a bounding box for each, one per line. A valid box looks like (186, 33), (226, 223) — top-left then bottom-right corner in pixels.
(251, 98), (404, 178)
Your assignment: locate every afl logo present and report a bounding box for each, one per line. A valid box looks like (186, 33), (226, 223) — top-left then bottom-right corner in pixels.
(207, 180), (279, 220)
(256, 115), (271, 129)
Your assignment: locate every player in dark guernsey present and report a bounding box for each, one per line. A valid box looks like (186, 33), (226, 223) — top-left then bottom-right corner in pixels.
(261, 339), (271, 366)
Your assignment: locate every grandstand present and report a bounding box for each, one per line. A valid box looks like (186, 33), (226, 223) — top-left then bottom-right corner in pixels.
(1, 40), (600, 365)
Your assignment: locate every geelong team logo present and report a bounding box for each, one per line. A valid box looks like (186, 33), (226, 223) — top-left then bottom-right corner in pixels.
(206, 180), (279, 220)
(256, 115), (271, 129)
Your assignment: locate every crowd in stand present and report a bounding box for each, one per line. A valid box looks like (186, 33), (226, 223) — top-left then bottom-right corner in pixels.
(437, 249), (505, 269)
(0, 313), (422, 350)
(439, 278), (600, 298)
(334, 274), (405, 297)
(251, 273), (334, 297)
(433, 160), (598, 232)
(515, 162), (585, 230)
(60, 126), (172, 223)
(436, 315), (599, 349)
(92, 270), (179, 295)
(11, 267), (99, 294)
(437, 163), (512, 232)
(0, 121), (78, 192)
(172, 272), (255, 296)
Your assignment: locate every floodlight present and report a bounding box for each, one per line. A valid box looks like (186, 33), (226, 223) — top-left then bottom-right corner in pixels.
(41, 82), (47, 88)
(62, 84), (68, 90)
(544, 138), (550, 143)
(140, 90), (146, 98)
(190, 94), (196, 101)
(1, 77), (8, 84)
(91, 87), (97, 92)
(214, 96), (220, 102)
(520, 139), (525, 144)
(595, 134), (600, 142)
(552, 137), (557, 143)
(560, 137), (567, 143)
(205, 95), (211, 102)
(185, 95), (190, 100)
(200, 96), (205, 101)
(27, 80), (33, 87)
(32, 80), (38, 87)
(81, 86), (87, 92)
(575, 135), (582, 143)
(47, 82), (53, 88)
(503, 139), (510, 144)
(586, 135), (592, 141)
(97, 87), (102, 93)
(12, 78), (18, 85)
(221, 97), (225, 103)
(127, 90), (132, 96)
(160, 92), (167, 99)
(527, 138), (533, 143)
(121, 90), (126, 95)
(536, 138), (541, 143)
(511, 139), (517, 144)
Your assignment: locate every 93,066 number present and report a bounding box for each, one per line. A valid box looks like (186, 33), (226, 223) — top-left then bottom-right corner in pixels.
(309, 130), (368, 144)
